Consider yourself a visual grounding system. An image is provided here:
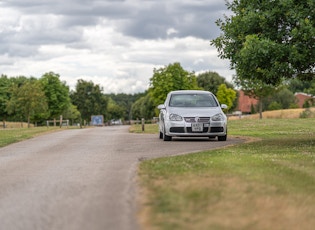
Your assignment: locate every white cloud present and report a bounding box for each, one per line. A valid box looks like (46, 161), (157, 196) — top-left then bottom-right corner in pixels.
(166, 28), (178, 36)
(0, 0), (235, 94)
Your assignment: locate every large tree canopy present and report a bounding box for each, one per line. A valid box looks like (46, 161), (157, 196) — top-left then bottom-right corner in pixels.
(216, 84), (237, 112)
(40, 72), (71, 119)
(211, 0), (315, 85)
(0, 75), (10, 123)
(131, 93), (155, 120)
(7, 79), (48, 127)
(70, 79), (108, 122)
(149, 62), (200, 106)
(197, 71), (234, 94)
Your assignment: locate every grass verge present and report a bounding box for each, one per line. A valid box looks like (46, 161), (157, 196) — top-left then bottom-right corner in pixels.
(0, 126), (70, 147)
(138, 118), (315, 230)
(129, 123), (159, 134)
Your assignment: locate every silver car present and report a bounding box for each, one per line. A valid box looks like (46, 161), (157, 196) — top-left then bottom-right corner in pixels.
(158, 90), (228, 141)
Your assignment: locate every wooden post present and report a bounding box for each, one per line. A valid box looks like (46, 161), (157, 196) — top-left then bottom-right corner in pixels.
(60, 115), (63, 128)
(141, 118), (145, 132)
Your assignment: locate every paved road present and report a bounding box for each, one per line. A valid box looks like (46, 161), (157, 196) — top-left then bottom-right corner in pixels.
(0, 126), (243, 230)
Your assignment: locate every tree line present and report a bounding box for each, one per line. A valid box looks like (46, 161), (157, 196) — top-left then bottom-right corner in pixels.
(0, 72), (144, 127)
(1, 62), (314, 128)
(0, 66), (236, 127)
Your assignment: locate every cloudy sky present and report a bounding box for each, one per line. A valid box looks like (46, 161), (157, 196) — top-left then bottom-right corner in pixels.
(0, 0), (234, 94)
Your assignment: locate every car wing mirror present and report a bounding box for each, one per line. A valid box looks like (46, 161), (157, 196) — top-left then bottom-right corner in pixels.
(157, 104), (166, 110)
(221, 104), (228, 109)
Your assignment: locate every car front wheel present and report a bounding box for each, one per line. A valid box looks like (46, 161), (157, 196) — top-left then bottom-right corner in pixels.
(163, 126), (172, 141)
(218, 134), (227, 141)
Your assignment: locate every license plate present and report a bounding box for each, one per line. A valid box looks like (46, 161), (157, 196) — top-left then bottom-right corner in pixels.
(191, 123), (203, 132)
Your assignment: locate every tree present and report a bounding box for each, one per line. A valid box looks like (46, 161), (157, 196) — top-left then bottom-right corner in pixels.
(197, 71), (234, 94)
(287, 77), (315, 96)
(62, 104), (81, 124)
(131, 93), (155, 120)
(0, 75), (10, 127)
(70, 79), (108, 123)
(264, 87), (297, 110)
(306, 82), (315, 96)
(287, 78), (313, 93)
(107, 98), (125, 121)
(40, 72), (71, 119)
(216, 84), (236, 112)
(7, 79), (48, 127)
(149, 62), (200, 107)
(211, 0), (315, 86)
(268, 101), (282, 110)
(106, 92), (145, 121)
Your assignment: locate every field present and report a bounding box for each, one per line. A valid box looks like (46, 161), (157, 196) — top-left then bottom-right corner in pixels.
(137, 115), (315, 230)
(1, 121), (34, 129)
(229, 107), (315, 120)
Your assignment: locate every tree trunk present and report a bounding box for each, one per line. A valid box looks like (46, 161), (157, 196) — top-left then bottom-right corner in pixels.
(28, 115), (31, 128)
(259, 100), (263, 119)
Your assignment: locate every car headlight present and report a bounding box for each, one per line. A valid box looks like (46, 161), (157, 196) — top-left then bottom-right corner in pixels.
(211, 113), (224, 121)
(169, 113), (183, 121)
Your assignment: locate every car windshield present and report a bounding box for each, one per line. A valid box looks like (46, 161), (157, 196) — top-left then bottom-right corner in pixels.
(169, 93), (218, 107)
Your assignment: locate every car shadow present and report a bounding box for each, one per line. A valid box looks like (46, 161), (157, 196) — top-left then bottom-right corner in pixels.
(171, 137), (218, 142)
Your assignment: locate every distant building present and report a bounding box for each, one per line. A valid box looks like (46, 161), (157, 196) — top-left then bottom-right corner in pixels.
(236, 90), (259, 114)
(235, 91), (314, 114)
(294, 92), (315, 108)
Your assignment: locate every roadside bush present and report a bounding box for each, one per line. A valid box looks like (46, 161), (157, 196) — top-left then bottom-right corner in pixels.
(299, 108), (315, 118)
(268, 101), (282, 110)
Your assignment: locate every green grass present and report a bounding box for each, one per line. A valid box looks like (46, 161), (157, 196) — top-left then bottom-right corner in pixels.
(0, 127), (69, 147)
(138, 118), (315, 230)
(129, 123), (159, 134)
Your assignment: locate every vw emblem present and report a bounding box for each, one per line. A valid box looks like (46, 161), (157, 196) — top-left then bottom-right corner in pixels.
(195, 116), (199, 122)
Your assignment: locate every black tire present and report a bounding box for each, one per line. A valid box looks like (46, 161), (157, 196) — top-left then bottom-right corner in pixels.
(163, 134), (172, 141)
(218, 135), (227, 141)
(163, 126), (172, 141)
(159, 131), (163, 139)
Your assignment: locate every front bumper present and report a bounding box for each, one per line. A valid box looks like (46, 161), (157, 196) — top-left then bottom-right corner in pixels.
(164, 120), (227, 137)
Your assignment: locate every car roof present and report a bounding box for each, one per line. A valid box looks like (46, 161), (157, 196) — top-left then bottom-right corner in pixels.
(168, 90), (213, 95)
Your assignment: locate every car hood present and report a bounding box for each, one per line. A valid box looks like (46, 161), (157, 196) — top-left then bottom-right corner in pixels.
(167, 107), (223, 117)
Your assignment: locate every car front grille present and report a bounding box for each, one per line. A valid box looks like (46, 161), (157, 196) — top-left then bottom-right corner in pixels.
(184, 117), (210, 123)
(169, 126), (224, 133)
(170, 127), (185, 133)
